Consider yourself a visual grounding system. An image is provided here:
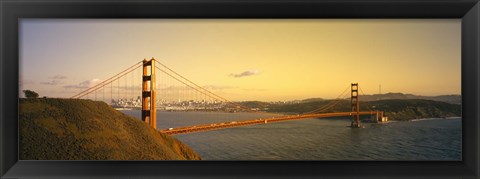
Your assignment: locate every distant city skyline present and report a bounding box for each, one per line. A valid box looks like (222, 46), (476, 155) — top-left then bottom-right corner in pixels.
(20, 19), (461, 101)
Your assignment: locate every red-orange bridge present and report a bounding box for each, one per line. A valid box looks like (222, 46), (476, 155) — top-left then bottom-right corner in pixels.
(71, 59), (385, 136)
(160, 111), (384, 135)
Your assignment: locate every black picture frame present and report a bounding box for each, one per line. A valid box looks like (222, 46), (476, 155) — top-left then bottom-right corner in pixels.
(1, 0), (479, 178)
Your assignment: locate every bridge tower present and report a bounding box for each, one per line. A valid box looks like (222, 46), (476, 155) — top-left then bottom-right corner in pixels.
(142, 58), (157, 129)
(351, 83), (360, 128)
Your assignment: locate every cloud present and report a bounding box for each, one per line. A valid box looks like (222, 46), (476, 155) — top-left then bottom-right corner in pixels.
(41, 80), (64, 85)
(40, 75), (68, 86)
(230, 70), (261, 78)
(64, 78), (101, 89)
(202, 85), (236, 90)
(40, 75), (67, 86)
(19, 79), (35, 86)
(49, 75), (67, 80)
(242, 88), (266, 92)
(116, 85), (141, 91)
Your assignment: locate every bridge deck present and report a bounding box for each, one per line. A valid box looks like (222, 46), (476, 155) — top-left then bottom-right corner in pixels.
(160, 111), (381, 135)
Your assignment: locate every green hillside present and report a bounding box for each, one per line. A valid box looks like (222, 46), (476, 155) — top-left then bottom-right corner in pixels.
(266, 99), (461, 121)
(19, 98), (201, 160)
(369, 99), (461, 121)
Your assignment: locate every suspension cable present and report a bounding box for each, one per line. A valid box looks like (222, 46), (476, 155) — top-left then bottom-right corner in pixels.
(302, 85), (350, 114)
(358, 85), (375, 111)
(155, 61), (271, 113)
(304, 92), (350, 114)
(155, 66), (257, 112)
(71, 61), (143, 99)
(155, 60), (233, 103)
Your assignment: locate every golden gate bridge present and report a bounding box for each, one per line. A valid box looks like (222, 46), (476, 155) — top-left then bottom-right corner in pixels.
(71, 58), (385, 135)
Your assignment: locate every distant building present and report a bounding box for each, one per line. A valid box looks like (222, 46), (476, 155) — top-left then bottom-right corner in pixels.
(380, 116), (388, 122)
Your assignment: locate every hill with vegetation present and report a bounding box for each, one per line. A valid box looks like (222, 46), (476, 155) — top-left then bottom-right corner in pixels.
(265, 99), (461, 121)
(239, 101), (271, 109)
(368, 99), (461, 121)
(19, 98), (201, 160)
(359, 93), (461, 104)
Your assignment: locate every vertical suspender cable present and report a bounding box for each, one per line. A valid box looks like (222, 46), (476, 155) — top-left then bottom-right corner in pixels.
(117, 79), (120, 104)
(110, 82), (112, 105)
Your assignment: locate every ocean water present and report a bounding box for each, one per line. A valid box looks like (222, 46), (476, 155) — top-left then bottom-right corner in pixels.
(121, 110), (461, 160)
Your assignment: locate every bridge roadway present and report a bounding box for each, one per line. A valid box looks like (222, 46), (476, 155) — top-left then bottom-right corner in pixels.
(160, 111), (382, 135)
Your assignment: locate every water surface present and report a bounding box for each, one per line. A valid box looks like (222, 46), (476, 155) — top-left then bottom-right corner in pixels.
(121, 110), (461, 160)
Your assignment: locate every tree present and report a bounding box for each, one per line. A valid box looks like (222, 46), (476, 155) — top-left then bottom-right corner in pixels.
(23, 90), (39, 98)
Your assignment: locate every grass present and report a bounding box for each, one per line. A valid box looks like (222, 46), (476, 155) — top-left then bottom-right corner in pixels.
(19, 98), (201, 160)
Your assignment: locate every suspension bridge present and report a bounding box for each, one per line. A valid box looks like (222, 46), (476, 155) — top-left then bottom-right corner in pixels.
(71, 58), (385, 135)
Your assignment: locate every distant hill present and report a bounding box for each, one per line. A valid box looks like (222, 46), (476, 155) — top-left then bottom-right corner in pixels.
(266, 99), (461, 121)
(360, 93), (461, 104)
(239, 101), (271, 109)
(19, 98), (201, 160)
(267, 100), (334, 114)
(368, 99), (461, 121)
(300, 98), (324, 103)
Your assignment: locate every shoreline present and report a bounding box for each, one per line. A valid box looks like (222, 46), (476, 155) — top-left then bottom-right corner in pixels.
(409, 116), (461, 122)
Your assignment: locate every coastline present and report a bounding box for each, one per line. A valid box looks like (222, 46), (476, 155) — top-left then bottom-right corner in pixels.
(409, 116), (461, 122)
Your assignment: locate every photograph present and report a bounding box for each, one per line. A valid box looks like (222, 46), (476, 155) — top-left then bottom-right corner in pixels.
(19, 19), (462, 161)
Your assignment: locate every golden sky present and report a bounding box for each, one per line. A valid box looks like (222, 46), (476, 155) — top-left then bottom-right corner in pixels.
(20, 19), (460, 101)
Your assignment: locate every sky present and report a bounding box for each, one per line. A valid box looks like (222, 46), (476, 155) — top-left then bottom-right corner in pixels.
(19, 19), (461, 101)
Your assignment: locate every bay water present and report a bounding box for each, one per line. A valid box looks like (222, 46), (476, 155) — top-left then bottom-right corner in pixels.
(121, 110), (461, 160)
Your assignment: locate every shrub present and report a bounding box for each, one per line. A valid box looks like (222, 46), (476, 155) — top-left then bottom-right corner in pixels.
(23, 90), (39, 98)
